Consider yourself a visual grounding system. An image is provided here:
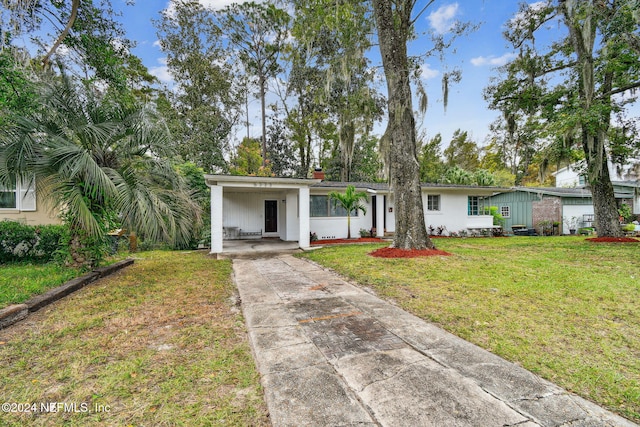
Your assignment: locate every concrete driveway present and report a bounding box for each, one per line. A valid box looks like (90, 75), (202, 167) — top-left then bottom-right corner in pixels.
(233, 254), (637, 427)
(215, 239), (301, 259)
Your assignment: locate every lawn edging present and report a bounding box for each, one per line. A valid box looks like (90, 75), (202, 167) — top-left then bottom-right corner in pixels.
(0, 258), (134, 330)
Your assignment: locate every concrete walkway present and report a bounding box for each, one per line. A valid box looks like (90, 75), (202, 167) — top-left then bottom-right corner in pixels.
(233, 255), (637, 427)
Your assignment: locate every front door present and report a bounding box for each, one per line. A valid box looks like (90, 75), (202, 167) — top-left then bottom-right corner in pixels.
(264, 200), (278, 233)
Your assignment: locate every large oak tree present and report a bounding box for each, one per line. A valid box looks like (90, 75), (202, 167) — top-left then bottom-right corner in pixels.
(486, 0), (640, 236)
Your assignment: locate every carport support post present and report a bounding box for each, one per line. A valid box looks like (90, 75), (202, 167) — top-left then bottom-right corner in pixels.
(210, 185), (223, 254)
(376, 195), (385, 237)
(299, 186), (310, 249)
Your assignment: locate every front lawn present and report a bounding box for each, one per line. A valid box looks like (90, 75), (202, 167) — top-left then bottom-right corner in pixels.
(0, 251), (268, 426)
(0, 263), (81, 308)
(300, 236), (640, 422)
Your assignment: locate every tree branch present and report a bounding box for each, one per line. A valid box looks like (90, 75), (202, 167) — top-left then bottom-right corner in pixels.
(599, 80), (640, 99)
(410, 0), (436, 26)
(42, 0), (80, 69)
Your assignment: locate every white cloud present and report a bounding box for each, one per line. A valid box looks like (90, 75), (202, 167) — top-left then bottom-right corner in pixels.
(428, 3), (459, 35)
(420, 63), (439, 80)
(470, 53), (516, 67)
(149, 57), (173, 84)
(153, 40), (162, 48)
(164, 0), (259, 17)
(510, 1), (549, 29)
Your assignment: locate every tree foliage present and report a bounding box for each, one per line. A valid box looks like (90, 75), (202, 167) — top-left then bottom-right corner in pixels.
(219, 1), (290, 165)
(229, 137), (273, 177)
(0, 76), (202, 262)
(443, 129), (480, 170)
(1, 0), (145, 92)
(328, 184), (368, 239)
(155, 0), (237, 173)
(418, 133), (446, 183)
(486, 0), (640, 236)
(288, 0), (384, 181)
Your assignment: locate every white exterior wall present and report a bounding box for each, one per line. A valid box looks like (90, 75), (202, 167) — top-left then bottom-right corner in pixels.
(555, 166), (581, 187)
(423, 192), (494, 234)
(223, 191), (284, 236)
(309, 196), (374, 240)
(298, 187), (310, 248)
(562, 204), (595, 233)
(285, 191), (299, 241)
(386, 194), (395, 233)
(555, 160), (640, 187)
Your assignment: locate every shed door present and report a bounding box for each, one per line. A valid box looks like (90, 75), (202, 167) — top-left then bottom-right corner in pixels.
(265, 200), (278, 233)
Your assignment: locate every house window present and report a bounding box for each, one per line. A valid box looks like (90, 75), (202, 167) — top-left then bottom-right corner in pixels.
(0, 185), (17, 209)
(426, 195), (440, 211)
(468, 196), (480, 216)
(0, 178), (36, 211)
(500, 205), (511, 218)
(310, 195), (329, 217)
(578, 175), (586, 186)
(310, 195), (359, 217)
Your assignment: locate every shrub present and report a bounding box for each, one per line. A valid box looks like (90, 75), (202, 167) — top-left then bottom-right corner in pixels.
(359, 228), (372, 238)
(484, 206), (506, 227)
(0, 221), (68, 264)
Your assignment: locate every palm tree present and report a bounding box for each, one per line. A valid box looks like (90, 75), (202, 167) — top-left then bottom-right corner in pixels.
(0, 76), (201, 265)
(328, 185), (368, 239)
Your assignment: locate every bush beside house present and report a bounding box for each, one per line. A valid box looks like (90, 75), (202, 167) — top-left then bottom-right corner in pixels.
(0, 220), (68, 264)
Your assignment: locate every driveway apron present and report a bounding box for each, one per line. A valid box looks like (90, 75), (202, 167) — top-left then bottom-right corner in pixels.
(233, 255), (636, 427)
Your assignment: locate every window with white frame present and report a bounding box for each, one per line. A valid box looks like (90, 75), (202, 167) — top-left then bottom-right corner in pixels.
(0, 178), (36, 211)
(500, 205), (511, 218)
(310, 195), (359, 217)
(0, 186), (17, 209)
(468, 196), (480, 216)
(426, 194), (440, 211)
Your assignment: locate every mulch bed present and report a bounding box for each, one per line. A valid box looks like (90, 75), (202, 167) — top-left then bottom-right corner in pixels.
(369, 246), (452, 258)
(586, 236), (639, 243)
(311, 237), (384, 245)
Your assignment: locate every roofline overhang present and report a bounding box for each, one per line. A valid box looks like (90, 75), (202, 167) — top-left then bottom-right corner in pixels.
(205, 174), (321, 189)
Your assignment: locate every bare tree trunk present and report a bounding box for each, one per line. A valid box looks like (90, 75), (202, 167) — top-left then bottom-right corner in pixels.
(42, 0), (80, 68)
(372, 0), (434, 250)
(259, 73), (268, 167)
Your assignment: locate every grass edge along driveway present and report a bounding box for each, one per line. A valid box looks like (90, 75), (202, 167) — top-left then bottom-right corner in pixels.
(300, 236), (640, 422)
(0, 250), (269, 427)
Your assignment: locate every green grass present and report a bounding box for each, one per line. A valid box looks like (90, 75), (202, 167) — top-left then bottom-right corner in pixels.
(300, 236), (640, 422)
(0, 251), (268, 426)
(0, 263), (81, 308)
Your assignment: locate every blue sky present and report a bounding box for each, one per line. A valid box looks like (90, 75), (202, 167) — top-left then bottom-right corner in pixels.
(15, 0), (635, 154)
(109, 0), (535, 150)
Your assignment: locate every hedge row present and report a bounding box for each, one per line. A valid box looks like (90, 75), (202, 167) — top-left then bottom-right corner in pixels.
(0, 220), (68, 264)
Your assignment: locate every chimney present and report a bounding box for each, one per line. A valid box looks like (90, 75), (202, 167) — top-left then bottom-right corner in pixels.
(312, 168), (325, 181)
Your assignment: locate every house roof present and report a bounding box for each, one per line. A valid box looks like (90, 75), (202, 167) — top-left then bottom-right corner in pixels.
(204, 174), (321, 188)
(512, 187), (593, 198)
(511, 183), (638, 198)
(311, 181), (512, 194)
(613, 180), (640, 188)
(204, 174), (512, 195)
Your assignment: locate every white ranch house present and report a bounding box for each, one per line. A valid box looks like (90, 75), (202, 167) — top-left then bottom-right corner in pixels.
(205, 174), (509, 254)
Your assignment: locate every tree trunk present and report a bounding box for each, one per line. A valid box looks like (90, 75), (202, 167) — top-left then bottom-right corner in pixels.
(586, 136), (623, 236)
(372, 0), (434, 250)
(563, 0), (622, 237)
(259, 73), (268, 167)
